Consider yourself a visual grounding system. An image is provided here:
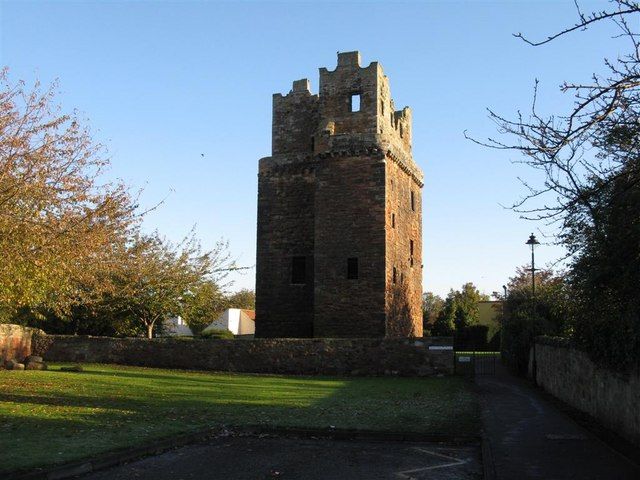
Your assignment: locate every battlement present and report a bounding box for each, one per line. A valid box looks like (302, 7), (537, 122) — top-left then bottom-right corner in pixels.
(337, 51), (361, 67)
(272, 51), (412, 158)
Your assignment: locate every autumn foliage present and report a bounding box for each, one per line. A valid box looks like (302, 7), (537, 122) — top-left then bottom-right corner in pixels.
(0, 70), (234, 337)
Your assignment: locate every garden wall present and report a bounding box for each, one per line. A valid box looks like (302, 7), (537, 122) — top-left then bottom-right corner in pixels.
(533, 336), (640, 447)
(34, 335), (453, 376)
(0, 324), (46, 363)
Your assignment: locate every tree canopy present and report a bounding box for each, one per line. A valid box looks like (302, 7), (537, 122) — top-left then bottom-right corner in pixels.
(428, 283), (489, 336)
(0, 71), (236, 338)
(474, 1), (640, 372)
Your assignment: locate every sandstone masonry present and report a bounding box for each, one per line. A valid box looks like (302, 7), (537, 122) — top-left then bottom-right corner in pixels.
(0, 324), (45, 364)
(533, 336), (640, 448)
(256, 51), (424, 338)
(35, 336), (452, 376)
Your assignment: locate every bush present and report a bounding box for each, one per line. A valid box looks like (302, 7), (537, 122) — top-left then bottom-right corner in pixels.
(199, 328), (234, 339)
(500, 268), (571, 375)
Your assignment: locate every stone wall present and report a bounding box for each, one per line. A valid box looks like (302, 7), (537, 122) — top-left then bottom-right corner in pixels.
(0, 324), (46, 363)
(34, 335), (453, 376)
(533, 336), (640, 447)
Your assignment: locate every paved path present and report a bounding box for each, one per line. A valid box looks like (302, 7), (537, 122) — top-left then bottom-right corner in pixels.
(477, 364), (640, 480)
(81, 436), (481, 480)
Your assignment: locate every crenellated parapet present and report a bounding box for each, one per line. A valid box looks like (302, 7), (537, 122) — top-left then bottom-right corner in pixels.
(270, 51), (416, 174)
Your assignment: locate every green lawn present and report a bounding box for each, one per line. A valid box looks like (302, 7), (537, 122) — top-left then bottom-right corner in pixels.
(0, 363), (479, 474)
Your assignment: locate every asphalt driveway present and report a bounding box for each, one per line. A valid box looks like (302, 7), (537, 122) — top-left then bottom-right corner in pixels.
(80, 436), (482, 480)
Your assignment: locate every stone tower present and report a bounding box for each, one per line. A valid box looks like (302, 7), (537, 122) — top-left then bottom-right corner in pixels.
(255, 51), (423, 338)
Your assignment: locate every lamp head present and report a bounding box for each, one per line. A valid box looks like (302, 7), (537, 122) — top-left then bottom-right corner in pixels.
(526, 233), (540, 246)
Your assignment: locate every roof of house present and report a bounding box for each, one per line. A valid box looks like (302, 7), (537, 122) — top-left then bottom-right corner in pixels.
(241, 309), (256, 321)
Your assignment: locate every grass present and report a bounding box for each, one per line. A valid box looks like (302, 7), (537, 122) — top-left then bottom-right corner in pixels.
(0, 363), (479, 474)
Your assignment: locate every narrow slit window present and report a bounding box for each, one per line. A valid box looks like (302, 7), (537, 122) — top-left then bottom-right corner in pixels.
(347, 257), (359, 279)
(310, 136), (315, 152)
(291, 256), (306, 284)
(392, 267), (397, 284)
(391, 213), (396, 228)
(351, 94), (361, 112)
(410, 240), (414, 267)
(380, 99), (385, 115)
(411, 191), (415, 211)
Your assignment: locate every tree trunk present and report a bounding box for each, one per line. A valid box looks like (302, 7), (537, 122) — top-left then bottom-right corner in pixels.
(147, 323), (154, 339)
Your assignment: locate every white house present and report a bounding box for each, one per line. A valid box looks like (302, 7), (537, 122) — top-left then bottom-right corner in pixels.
(162, 316), (194, 337)
(202, 309), (255, 336)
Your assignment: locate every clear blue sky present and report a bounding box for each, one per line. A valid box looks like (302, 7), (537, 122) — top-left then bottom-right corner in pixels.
(0, 1), (622, 297)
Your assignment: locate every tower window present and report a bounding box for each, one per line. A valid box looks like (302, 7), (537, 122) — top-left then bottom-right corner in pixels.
(347, 257), (359, 279)
(411, 191), (415, 211)
(380, 99), (385, 115)
(410, 240), (414, 267)
(291, 256), (306, 284)
(391, 213), (396, 228)
(392, 267), (397, 284)
(351, 94), (361, 112)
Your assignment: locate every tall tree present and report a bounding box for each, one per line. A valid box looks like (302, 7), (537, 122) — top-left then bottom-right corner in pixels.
(430, 283), (488, 335)
(470, 1), (640, 371)
(500, 267), (571, 373)
(0, 70), (139, 319)
(422, 292), (444, 334)
(181, 281), (229, 335)
(108, 233), (233, 339)
(226, 289), (255, 310)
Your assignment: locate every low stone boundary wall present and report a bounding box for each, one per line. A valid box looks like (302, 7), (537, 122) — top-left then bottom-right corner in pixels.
(34, 335), (453, 376)
(533, 336), (640, 447)
(0, 324), (46, 363)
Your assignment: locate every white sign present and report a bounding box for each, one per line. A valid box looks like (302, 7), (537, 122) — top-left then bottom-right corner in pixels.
(428, 345), (453, 351)
(458, 356), (471, 363)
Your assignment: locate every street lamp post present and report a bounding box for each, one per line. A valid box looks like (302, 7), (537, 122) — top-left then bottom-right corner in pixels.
(525, 233), (540, 316)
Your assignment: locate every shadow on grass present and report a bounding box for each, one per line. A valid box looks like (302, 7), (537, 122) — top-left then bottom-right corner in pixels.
(0, 365), (480, 474)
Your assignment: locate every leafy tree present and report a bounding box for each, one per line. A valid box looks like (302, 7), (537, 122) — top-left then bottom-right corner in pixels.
(431, 303), (454, 336)
(108, 233), (233, 339)
(182, 281), (229, 335)
(422, 292), (444, 334)
(471, 1), (640, 372)
(429, 283), (488, 336)
(0, 72), (239, 337)
(227, 289), (255, 310)
(451, 282), (489, 330)
(0, 70), (139, 318)
(500, 267), (572, 373)
(570, 155), (640, 370)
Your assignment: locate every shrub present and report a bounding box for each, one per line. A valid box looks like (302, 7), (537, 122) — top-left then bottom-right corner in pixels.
(500, 268), (572, 374)
(199, 328), (234, 339)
